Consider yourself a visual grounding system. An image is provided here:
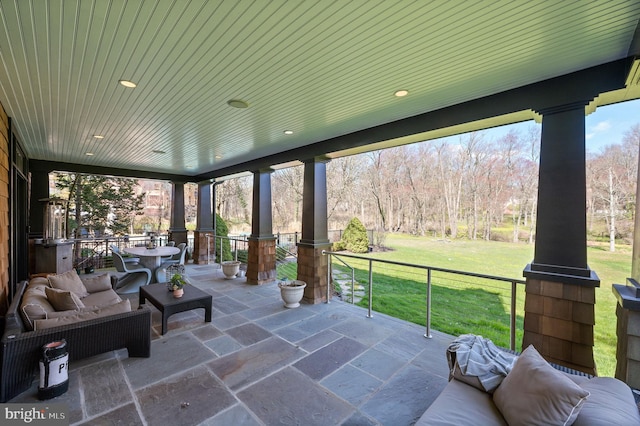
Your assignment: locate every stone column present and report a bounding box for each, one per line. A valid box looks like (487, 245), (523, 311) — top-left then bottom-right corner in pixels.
(246, 169), (276, 285)
(297, 157), (331, 304)
(193, 181), (214, 265)
(523, 103), (599, 375)
(613, 280), (640, 388)
(168, 182), (188, 245)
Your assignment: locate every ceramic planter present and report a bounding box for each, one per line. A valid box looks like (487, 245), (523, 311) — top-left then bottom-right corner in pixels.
(278, 280), (307, 308)
(221, 261), (241, 279)
(173, 288), (184, 298)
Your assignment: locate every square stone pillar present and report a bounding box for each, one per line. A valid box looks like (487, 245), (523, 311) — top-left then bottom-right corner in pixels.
(613, 280), (640, 388)
(523, 278), (596, 375)
(246, 238), (276, 285)
(297, 243), (331, 304)
(193, 231), (214, 265)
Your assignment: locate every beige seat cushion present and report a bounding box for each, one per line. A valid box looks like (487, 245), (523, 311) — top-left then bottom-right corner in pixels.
(573, 377), (640, 425)
(493, 345), (590, 426)
(33, 299), (131, 330)
(82, 289), (122, 309)
(45, 287), (85, 311)
(416, 378), (506, 426)
(48, 270), (90, 298)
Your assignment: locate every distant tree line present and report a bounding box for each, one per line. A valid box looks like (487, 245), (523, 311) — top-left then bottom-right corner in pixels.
(218, 123), (640, 252)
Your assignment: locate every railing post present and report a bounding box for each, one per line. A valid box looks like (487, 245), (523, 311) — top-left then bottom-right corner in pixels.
(510, 281), (517, 351)
(425, 268), (432, 338)
(351, 268), (355, 305)
(367, 259), (373, 318)
(234, 239), (238, 261)
(326, 252), (331, 304)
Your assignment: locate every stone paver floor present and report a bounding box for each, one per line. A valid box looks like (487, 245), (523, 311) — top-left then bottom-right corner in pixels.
(10, 263), (453, 425)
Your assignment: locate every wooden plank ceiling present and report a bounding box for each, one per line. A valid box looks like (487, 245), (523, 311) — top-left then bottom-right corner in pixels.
(0, 0), (639, 178)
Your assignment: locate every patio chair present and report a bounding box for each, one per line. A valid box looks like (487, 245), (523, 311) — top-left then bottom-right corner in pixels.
(110, 244), (141, 265)
(112, 251), (152, 293)
(161, 240), (177, 260)
(156, 243), (187, 282)
(161, 243), (186, 266)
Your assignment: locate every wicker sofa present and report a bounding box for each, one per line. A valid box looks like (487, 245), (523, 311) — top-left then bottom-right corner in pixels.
(417, 344), (640, 425)
(0, 272), (151, 402)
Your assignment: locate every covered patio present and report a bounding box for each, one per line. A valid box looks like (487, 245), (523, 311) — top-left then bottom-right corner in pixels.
(8, 262), (452, 425)
(2, 2), (640, 423)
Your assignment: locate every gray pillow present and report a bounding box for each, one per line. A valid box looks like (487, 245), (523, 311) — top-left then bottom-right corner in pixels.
(493, 345), (590, 426)
(45, 287), (85, 311)
(48, 270), (90, 298)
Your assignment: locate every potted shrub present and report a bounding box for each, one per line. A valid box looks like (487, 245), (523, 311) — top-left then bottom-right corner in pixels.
(84, 259), (94, 274)
(169, 273), (187, 298)
(278, 278), (307, 308)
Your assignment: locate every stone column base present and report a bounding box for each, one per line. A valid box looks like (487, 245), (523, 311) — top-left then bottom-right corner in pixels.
(193, 231), (214, 265)
(297, 244), (331, 304)
(523, 278), (597, 375)
(613, 282), (640, 388)
(246, 238), (276, 285)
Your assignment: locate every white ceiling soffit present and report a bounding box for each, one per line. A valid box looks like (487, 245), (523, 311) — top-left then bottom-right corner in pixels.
(0, 1), (639, 177)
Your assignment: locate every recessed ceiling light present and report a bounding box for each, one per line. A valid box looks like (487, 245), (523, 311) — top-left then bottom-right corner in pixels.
(93, 135), (104, 139)
(85, 152), (94, 156)
(185, 165), (194, 169)
(119, 79), (137, 88)
(152, 150), (166, 154)
(394, 89), (409, 97)
(215, 155), (222, 159)
(227, 99), (249, 108)
(284, 130), (294, 135)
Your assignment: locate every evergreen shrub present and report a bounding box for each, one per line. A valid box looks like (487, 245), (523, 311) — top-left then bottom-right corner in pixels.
(342, 217), (370, 253)
(215, 214), (232, 262)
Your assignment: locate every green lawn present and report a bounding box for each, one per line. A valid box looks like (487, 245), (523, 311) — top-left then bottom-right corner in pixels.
(323, 234), (629, 377)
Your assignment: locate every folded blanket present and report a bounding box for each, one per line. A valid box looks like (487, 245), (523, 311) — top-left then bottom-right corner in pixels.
(447, 334), (516, 393)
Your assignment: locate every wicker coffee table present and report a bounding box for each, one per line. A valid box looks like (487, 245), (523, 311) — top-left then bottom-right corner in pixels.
(139, 283), (212, 335)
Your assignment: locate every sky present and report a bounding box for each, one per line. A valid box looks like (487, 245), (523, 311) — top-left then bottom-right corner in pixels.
(584, 98), (640, 153)
(454, 98), (640, 154)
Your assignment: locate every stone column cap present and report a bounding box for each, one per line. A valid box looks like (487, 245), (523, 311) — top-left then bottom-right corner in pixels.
(613, 283), (640, 311)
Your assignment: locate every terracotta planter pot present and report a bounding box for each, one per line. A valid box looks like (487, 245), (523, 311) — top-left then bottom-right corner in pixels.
(221, 261), (241, 279)
(278, 280), (307, 308)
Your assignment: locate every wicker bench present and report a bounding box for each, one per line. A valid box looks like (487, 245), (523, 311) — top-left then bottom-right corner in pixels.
(0, 280), (151, 402)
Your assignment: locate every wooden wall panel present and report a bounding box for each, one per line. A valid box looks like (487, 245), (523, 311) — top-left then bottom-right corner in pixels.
(0, 102), (9, 314)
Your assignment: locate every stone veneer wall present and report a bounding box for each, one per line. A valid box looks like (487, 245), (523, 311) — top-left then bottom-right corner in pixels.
(0, 103), (10, 314)
(246, 239), (276, 285)
(192, 231), (213, 264)
(614, 304), (640, 387)
(523, 278), (596, 375)
(297, 245), (330, 304)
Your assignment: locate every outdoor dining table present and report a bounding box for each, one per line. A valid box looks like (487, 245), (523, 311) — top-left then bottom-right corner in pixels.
(123, 246), (180, 271)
